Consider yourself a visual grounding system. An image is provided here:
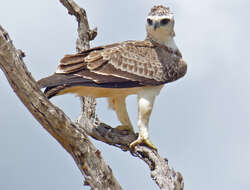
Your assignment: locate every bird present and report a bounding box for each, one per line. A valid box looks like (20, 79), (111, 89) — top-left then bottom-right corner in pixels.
(38, 5), (187, 151)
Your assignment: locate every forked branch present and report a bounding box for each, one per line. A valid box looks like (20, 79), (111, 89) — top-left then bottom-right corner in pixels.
(0, 1), (184, 189)
(0, 24), (121, 190)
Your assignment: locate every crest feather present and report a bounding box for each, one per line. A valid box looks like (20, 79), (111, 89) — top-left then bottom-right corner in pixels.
(148, 5), (171, 16)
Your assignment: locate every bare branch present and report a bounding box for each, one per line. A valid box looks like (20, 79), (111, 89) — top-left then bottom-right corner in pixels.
(0, 25), (122, 190)
(59, 0), (99, 151)
(78, 117), (184, 190)
(60, 0), (97, 51)
(61, 1), (124, 189)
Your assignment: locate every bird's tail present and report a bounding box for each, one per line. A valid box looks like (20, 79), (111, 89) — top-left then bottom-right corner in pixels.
(37, 74), (92, 99)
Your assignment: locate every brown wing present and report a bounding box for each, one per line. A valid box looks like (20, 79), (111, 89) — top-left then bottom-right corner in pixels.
(56, 40), (186, 86)
(38, 40), (187, 98)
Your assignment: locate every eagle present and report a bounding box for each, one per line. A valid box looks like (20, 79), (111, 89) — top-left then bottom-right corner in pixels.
(38, 5), (187, 150)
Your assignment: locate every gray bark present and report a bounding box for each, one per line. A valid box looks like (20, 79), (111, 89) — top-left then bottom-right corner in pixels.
(0, 24), (122, 190)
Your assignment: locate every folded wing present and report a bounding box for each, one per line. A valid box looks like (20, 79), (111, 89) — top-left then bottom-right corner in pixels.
(38, 40), (187, 98)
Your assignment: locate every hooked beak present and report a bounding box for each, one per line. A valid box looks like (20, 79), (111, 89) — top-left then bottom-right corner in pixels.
(153, 21), (159, 31)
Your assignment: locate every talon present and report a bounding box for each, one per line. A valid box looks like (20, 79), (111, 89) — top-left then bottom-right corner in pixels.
(129, 137), (157, 151)
(115, 125), (134, 133)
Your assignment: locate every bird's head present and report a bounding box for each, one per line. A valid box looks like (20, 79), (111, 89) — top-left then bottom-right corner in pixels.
(146, 5), (175, 46)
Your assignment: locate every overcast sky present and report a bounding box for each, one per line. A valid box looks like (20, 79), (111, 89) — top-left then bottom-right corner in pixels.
(0, 0), (250, 190)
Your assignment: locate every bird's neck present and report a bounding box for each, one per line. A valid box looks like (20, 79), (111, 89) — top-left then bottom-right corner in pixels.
(146, 33), (177, 50)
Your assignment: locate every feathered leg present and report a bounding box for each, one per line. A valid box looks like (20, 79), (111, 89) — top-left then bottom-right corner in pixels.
(108, 96), (134, 132)
(130, 85), (163, 150)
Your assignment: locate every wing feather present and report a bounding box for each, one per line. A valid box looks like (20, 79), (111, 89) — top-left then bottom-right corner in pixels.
(45, 40), (186, 91)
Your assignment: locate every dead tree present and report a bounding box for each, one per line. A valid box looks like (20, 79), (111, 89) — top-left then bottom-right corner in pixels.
(0, 0), (184, 189)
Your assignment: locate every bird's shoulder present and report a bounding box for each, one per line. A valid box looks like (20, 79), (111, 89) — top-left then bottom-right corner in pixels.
(56, 40), (157, 73)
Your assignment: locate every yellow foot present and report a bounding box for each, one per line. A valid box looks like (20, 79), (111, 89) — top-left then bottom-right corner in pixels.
(129, 138), (158, 151)
(115, 125), (134, 133)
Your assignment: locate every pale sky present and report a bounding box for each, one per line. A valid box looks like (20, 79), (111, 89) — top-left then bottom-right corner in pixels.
(0, 0), (250, 190)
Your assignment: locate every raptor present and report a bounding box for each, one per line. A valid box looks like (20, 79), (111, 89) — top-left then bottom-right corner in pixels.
(38, 5), (187, 150)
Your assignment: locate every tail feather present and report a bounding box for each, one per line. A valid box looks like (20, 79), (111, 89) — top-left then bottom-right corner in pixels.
(38, 74), (90, 88)
(43, 85), (66, 99)
(38, 73), (142, 99)
(37, 74), (92, 98)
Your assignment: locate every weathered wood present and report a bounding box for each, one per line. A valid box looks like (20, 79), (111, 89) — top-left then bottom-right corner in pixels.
(59, 0), (97, 51)
(77, 116), (184, 190)
(0, 24), (122, 190)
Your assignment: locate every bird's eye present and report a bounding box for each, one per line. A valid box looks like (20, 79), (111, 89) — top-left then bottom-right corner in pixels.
(147, 18), (153, 25)
(160, 18), (170, 25)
